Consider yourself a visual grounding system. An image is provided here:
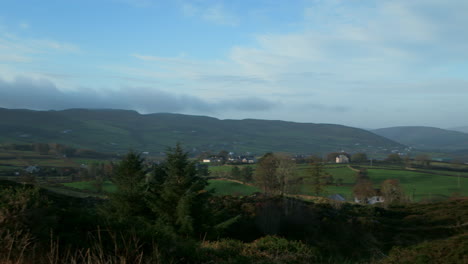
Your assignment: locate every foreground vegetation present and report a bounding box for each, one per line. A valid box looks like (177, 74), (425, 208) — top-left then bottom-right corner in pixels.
(1, 145), (467, 263)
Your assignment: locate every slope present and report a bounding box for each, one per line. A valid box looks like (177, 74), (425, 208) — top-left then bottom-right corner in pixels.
(0, 108), (404, 155)
(372, 126), (468, 151)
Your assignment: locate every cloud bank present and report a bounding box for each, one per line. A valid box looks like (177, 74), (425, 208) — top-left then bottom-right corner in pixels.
(0, 77), (276, 114)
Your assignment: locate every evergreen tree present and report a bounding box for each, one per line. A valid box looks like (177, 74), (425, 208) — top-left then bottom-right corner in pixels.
(230, 166), (241, 180)
(240, 166), (254, 183)
(107, 151), (147, 222)
(146, 144), (211, 237)
(309, 162), (329, 196)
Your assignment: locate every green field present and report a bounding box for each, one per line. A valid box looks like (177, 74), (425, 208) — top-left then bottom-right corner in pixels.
(196, 164), (468, 201)
(63, 180), (117, 193)
(207, 179), (259, 196)
(4, 161), (466, 202)
(61, 179), (259, 197)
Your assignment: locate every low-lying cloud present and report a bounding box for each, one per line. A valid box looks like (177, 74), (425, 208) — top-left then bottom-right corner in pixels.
(0, 76), (276, 114)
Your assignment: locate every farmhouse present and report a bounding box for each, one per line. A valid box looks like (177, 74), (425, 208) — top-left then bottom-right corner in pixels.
(336, 155), (349, 164)
(354, 189), (384, 205)
(24, 165), (40, 173)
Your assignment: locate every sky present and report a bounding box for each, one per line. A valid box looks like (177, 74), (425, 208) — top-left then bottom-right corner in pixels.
(1, 0), (467, 129)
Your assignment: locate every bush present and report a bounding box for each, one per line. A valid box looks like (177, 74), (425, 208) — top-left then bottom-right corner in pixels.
(199, 236), (319, 264)
(380, 233), (468, 264)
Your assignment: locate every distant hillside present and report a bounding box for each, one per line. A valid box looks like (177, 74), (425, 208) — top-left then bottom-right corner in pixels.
(449, 126), (468, 134)
(0, 108), (404, 155)
(372, 126), (468, 151)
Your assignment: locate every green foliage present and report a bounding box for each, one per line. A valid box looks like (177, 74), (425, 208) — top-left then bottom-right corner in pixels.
(254, 153), (299, 196)
(380, 234), (468, 264)
(351, 152), (368, 163)
(0, 108), (403, 154)
(231, 166), (242, 180)
(106, 151), (147, 221)
(146, 144), (212, 237)
(241, 166), (254, 183)
(199, 236), (319, 264)
(385, 153), (403, 164)
(309, 163), (329, 196)
(254, 153), (279, 194)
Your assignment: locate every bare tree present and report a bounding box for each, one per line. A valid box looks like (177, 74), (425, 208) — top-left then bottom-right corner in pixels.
(353, 179), (375, 203)
(381, 179), (405, 205)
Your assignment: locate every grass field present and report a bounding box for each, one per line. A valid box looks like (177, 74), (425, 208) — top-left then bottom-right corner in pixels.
(194, 164), (468, 201)
(207, 179), (259, 196)
(3, 159), (466, 201)
(63, 180), (117, 193)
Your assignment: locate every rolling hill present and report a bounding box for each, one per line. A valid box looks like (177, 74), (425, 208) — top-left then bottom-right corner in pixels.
(449, 126), (468, 134)
(0, 108), (404, 155)
(372, 126), (468, 152)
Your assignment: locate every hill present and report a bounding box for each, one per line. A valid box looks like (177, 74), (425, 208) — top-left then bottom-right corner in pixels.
(372, 126), (468, 152)
(449, 126), (468, 134)
(0, 108), (404, 155)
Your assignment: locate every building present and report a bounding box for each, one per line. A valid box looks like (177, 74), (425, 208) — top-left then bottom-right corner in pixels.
(354, 189), (385, 204)
(336, 155), (349, 164)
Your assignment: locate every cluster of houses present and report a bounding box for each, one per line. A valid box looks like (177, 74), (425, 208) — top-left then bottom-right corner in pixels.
(329, 190), (385, 205)
(202, 154), (256, 164)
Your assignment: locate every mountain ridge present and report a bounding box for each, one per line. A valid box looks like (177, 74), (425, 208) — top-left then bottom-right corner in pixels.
(372, 126), (468, 151)
(0, 108), (405, 155)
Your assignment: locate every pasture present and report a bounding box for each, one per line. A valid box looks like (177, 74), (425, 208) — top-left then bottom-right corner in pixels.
(63, 180), (117, 193)
(207, 179), (260, 196)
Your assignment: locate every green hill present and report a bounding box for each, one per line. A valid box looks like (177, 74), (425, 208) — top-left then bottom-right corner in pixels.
(0, 108), (404, 155)
(449, 126), (468, 134)
(372, 126), (468, 151)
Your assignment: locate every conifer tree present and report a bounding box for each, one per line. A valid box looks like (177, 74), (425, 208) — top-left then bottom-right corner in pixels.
(310, 162), (329, 196)
(107, 151), (147, 222)
(146, 144), (210, 236)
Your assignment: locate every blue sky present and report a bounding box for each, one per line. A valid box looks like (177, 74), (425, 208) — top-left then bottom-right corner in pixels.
(1, 0), (467, 128)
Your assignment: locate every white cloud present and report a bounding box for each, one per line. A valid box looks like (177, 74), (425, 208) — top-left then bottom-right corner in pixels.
(180, 1), (239, 26)
(19, 22), (30, 29)
(2, 0), (467, 128)
(123, 0), (468, 127)
(202, 4), (238, 26)
(114, 0), (153, 8)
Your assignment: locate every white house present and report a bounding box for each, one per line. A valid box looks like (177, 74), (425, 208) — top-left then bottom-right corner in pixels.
(336, 155), (349, 164)
(354, 189), (385, 204)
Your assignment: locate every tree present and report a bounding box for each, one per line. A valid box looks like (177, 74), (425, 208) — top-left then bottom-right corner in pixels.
(275, 154), (298, 196)
(240, 166), (254, 183)
(217, 150), (229, 164)
(381, 179), (405, 205)
(415, 154), (431, 168)
(33, 143), (50, 155)
(107, 151), (147, 221)
(351, 153), (368, 163)
(253, 153), (299, 196)
(356, 168), (369, 181)
(146, 144), (211, 236)
(196, 163), (210, 177)
(326, 152), (342, 162)
(254, 153), (279, 195)
(230, 166), (242, 180)
(308, 155), (323, 164)
(309, 162), (329, 196)
(385, 153), (402, 164)
(353, 179), (375, 203)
